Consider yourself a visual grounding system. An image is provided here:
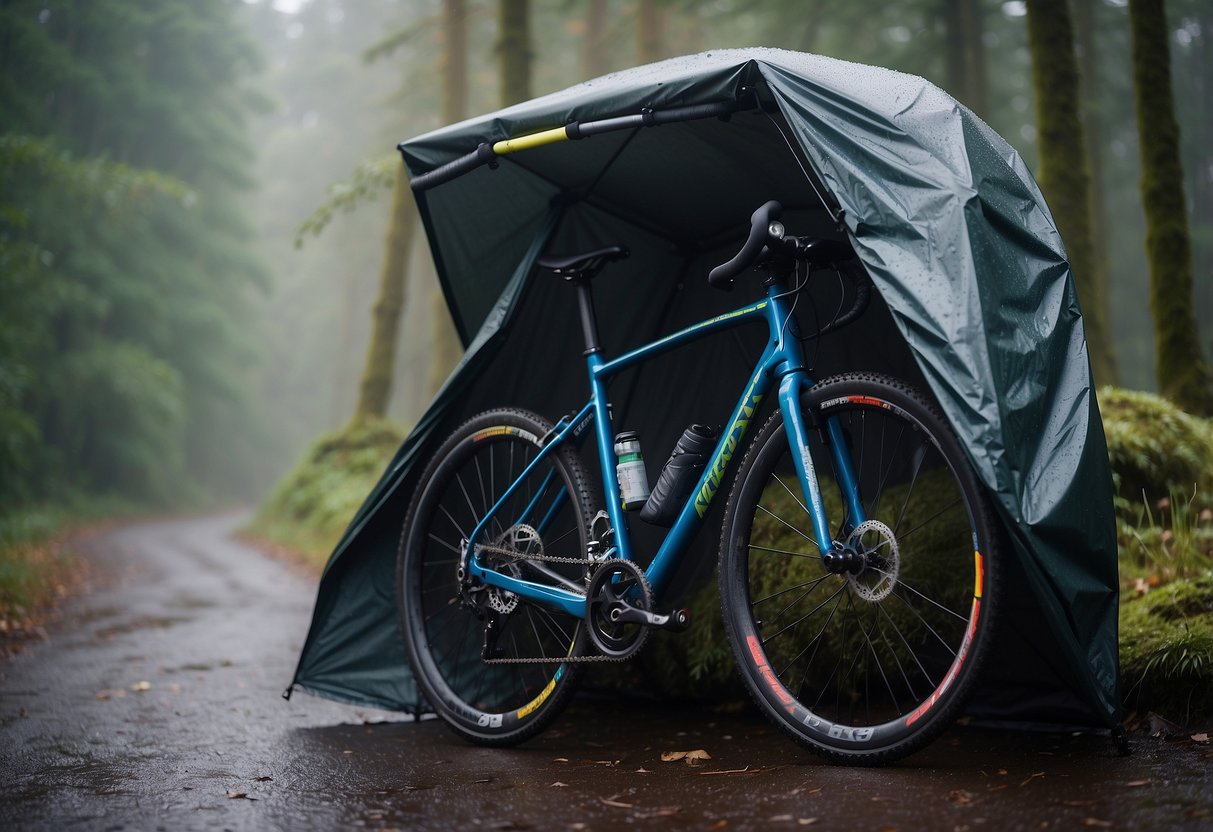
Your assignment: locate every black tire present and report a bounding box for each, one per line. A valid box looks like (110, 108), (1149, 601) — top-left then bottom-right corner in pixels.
(398, 408), (598, 746)
(718, 373), (1000, 764)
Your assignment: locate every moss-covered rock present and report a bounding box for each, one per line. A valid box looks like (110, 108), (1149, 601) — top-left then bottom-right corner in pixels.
(249, 419), (406, 567)
(1098, 387), (1213, 510)
(1119, 574), (1213, 725)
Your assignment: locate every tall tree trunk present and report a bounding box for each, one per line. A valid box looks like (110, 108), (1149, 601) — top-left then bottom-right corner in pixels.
(583, 0), (609, 80)
(943, 0), (987, 116)
(498, 0), (532, 106)
(1128, 0), (1213, 414)
(352, 168), (417, 422)
(637, 0), (666, 65)
(1026, 0), (1117, 386)
(428, 0), (470, 397)
(1072, 0), (1113, 376)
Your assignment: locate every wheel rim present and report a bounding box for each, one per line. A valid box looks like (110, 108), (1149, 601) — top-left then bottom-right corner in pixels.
(408, 427), (587, 726)
(736, 395), (987, 746)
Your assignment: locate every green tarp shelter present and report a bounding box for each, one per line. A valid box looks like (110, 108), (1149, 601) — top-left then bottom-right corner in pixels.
(288, 49), (1120, 729)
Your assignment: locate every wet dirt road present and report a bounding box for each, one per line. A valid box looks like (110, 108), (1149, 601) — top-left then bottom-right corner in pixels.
(1, 513), (1210, 831)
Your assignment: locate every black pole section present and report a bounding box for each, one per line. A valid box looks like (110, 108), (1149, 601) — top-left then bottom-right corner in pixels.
(575, 281), (602, 355)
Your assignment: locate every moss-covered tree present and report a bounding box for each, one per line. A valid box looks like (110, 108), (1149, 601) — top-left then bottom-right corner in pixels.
(1026, 0), (1118, 386)
(638, 0), (667, 64)
(1128, 0), (1213, 415)
(498, 0), (532, 106)
(428, 0), (470, 397)
(583, 0), (609, 79)
(943, 0), (988, 116)
(353, 171), (418, 422)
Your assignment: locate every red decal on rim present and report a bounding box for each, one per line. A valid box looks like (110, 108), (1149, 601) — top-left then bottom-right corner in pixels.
(848, 395), (887, 407)
(905, 598), (982, 727)
(747, 634), (793, 708)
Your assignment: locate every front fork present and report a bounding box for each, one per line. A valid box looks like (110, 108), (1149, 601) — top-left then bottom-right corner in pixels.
(776, 373), (868, 571)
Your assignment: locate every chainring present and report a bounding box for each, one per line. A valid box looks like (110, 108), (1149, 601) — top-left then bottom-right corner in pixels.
(585, 559), (652, 659)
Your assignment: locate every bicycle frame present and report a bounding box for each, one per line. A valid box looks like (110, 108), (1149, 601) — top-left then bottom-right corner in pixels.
(464, 279), (867, 619)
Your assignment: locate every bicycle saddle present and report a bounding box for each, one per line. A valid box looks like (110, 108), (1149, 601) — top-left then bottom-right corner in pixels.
(538, 245), (629, 280)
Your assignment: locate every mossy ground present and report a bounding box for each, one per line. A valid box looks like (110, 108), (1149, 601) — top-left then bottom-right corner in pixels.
(247, 418), (406, 569)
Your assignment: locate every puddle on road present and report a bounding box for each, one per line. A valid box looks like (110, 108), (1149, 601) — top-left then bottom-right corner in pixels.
(94, 616), (186, 640)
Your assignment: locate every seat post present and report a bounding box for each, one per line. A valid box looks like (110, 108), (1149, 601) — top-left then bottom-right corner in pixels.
(573, 279), (602, 355)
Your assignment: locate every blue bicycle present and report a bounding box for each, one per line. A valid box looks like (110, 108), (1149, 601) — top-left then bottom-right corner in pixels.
(397, 201), (1000, 764)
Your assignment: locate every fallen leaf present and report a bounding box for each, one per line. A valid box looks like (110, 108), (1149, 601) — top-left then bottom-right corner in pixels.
(1018, 771), (1046, 787)
(997, 768), (1007, 776)
(553, 757), (569, 762)
(661, 749), (711, 765)
(551, 782), (567, 788)
(635, 767), (650, 773)
(226, 790), (255, 800)
(798, 819), (818, 826)
(1191, 733), (1209, 744)
(769, 815), (793, 822)
(948, 790), (974, 805)
(1080, 819), (1111, 828)
(1133, 577), (1150, 597)
(1124, 779), (1150, 787)
(707, 821), (728, 831)
(131, 681), (151, 692)
(252, 775), (273, 782)
(598, 796), (633, 809)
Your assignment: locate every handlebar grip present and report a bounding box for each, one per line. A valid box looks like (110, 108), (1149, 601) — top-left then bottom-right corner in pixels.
(708, 200), (783, 291)
(408, 142), (497, 192)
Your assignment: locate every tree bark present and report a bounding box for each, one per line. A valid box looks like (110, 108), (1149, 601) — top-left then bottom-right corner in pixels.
(429, 0), (470, 397)
(1026, 0), (1118, 386)
(352, 168), (417, 422)
(497, 0), (532, 106)
(582, 0), (609, 80)
(637, 0), (666, 65)
(1128, 0), (1213, 414)
(1072, 0), (1112, 377)
(943, 0), (987, 116)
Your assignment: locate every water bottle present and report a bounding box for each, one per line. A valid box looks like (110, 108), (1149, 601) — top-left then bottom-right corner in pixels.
(614, 431), (651, 510)
(640, 423), (718, 527)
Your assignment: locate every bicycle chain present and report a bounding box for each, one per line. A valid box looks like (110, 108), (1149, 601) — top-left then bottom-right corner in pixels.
(472, 542), (634, 665)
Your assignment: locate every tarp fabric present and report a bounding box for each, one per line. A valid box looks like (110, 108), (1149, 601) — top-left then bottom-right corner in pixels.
(289, 49), (1120, 727)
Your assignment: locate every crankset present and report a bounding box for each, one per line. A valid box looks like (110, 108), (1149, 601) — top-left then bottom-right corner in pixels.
(585, 560), (690, 660)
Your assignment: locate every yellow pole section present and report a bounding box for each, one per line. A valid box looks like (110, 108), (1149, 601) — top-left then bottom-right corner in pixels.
(492, 126), (570, 155)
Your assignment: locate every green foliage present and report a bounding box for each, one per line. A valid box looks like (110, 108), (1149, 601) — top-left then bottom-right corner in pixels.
(1098, 387), (1213, 513)
(0, 0), (271, 507)
(1119, 485), (1213, 583)
(293, 154), (399, 247)
(250, 419), (407, 566)
(1119, 574), (1213, 724)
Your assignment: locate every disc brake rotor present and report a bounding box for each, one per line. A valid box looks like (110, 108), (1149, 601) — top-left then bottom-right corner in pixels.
(845, 520), (900, 602)
(484, 524), (543, 615)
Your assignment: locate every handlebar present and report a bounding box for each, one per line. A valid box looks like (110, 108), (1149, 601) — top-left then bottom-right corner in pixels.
(707, 199), (872, 334)
(708, 200), (784, 290)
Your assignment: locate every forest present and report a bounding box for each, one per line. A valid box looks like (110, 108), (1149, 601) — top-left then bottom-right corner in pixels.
(1, 0), (1211, 719)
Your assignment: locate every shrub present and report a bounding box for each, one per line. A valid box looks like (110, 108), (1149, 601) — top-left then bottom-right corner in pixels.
(1098, 387), (1213, 512)
(249, 419), (406, 567)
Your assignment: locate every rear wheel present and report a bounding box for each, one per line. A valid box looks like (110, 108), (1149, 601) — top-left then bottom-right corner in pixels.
(719, 373), (1000, 764)
(398, 408), (597, 746)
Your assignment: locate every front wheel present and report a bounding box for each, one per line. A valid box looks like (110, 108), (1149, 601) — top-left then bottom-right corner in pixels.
(398, 408), (597, 746)
(718, 373), (1000, 764)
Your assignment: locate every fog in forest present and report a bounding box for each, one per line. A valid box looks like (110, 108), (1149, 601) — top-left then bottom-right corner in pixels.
(3, 0), (1211, 511)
